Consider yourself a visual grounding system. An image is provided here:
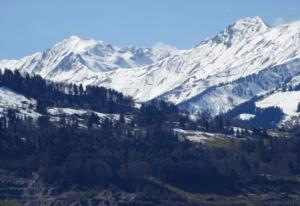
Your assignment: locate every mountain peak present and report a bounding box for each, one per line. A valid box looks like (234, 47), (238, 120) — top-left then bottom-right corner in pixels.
(233, 16), (266, 26)
(230, 16), (268, 32)
(209, 16), (269, 47)
(66, 35), (81, 42)
(52, 36), (113, 54)
(69, 35), (81, 40)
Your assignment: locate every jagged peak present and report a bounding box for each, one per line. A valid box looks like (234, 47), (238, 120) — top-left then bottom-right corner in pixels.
(225, 16), (269, 36)
(230, 16), (268, 30)
(205, 16), (269, 47)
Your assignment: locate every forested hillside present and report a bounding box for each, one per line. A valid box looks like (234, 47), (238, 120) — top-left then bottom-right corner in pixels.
(1, 70), (300, 205)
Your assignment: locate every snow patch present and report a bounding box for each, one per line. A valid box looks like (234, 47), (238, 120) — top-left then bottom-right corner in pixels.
(0, 87), (39, 119)
(47, 107), (120, 120)
(255, 91), (300, 116)
(238, 113), (255, 121)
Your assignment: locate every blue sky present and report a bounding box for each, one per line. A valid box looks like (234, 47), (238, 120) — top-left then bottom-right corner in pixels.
(0, 0), (300, 59)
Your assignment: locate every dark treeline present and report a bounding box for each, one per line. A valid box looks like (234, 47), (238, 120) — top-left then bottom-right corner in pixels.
(0, 69), (134, 114)
(223, 97), (284, 128)
(1, 103), (300, 198)
(0, 107), (222, 192)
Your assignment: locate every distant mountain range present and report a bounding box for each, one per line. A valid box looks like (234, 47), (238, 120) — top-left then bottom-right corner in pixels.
(1, 16), (300, 127)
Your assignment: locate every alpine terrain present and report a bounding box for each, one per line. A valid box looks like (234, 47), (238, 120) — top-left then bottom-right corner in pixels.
(1, 16), (300, 121)
(1, 15), (300, 206)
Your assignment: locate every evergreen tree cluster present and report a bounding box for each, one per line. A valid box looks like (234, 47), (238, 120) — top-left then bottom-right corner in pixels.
(0, 69), (134, 114)
(224, 98), (284, 128)
(0, 106), (300, 195)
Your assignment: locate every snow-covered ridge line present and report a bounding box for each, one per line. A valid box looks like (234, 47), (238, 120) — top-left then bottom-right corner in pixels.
(0, 35), (183, 74)
(1, 16), (300, 116)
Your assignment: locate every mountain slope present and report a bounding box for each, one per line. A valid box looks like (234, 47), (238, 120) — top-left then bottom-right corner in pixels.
(1, 16), (300, 115)
(254, 90), (300, 128)
(0, 87), (39, 119)
(115, 17), (300, 111)
(0, 36), (182, 83)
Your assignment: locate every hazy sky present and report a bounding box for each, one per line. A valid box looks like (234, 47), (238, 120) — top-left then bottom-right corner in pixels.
(1, 0), (300, 59)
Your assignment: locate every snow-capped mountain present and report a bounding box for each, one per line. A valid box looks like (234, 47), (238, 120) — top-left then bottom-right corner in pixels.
(0, 35), (181, 82)
(1, 16), (300, 116)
